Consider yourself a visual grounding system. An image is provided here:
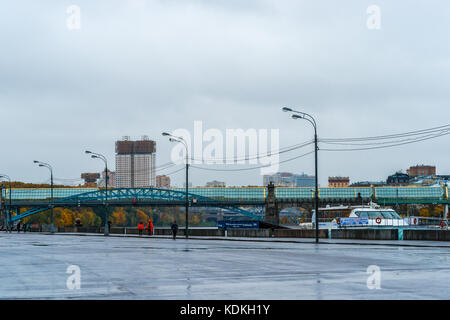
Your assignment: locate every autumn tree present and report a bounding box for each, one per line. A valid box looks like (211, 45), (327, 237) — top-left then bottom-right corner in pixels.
(111, 207), (127, 226)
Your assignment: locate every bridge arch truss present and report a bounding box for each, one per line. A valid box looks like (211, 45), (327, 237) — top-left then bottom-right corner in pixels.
(9, 188), (263, 222)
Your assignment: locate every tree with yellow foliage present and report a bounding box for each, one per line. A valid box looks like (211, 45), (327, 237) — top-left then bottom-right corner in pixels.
(77, 208), (101, 226)
(111, 207), (127, 226)
(136, 209), (149, 224)
(191, 214), (201, 225)
(54, 208), (75, 226)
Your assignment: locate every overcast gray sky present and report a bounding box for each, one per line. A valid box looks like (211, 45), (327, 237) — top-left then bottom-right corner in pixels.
(1, 0), (449, 187)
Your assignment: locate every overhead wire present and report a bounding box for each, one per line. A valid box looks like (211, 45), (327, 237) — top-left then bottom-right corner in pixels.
(321, 128), (450, 151)
(190, 150), (315, 172)
(321, 124), (450, 142)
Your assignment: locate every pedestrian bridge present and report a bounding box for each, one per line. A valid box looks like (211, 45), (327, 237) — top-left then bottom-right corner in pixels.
(4, 188), (264, 222)
(3, 185), (449, 203)
(2, 185), (449, 223)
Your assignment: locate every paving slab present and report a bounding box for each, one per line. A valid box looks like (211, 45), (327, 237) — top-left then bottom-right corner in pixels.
(58, 232), (450, 248)
(1, 232), (449, 299)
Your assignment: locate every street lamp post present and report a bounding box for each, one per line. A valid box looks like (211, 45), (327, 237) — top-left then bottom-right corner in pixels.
(85, 151), (109, 236)
(162, 132), (189, 239)
(282, 107), (320, 243)
(33, 161), (55, 233)
(0, 174), (12, 232)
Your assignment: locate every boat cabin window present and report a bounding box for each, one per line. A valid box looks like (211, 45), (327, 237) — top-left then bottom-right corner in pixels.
(367, 211), (382, 219)
(390, 211), (402, 219)
(380, 211), (401, 219)
(380, 212), (393, 219)
(354, 210), (401, 219)
(355, 211), (368, 218)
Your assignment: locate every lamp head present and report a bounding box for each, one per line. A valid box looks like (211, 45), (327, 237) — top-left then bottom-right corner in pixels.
(162, 132), (171, 137)
(33, 160), (39, 164)
(39, 164), (45, 167)
(91, 155), (98, 159)
(282, 106), (293, 112)
(85, 150), (92, 154)
(292, 114), (303, 119)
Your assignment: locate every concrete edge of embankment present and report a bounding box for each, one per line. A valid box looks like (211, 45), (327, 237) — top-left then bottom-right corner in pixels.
(28, 232), (450, 248)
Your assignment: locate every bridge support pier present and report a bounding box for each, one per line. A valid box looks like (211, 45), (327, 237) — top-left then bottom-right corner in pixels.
(6, 207), (14, 232)
(12, 207), (18, 228)
(264, 183), (279, 225)
(0, 189), (4, 229)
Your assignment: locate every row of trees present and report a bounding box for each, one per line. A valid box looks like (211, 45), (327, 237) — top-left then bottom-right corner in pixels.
(0, 182), (72, 188)
(20, 206), (209, 227)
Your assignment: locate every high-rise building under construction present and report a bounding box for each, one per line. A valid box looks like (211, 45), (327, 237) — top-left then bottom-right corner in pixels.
(115, 136), (156, 188)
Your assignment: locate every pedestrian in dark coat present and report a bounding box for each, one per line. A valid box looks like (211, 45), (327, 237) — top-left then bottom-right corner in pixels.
(171, 221), (178, 240)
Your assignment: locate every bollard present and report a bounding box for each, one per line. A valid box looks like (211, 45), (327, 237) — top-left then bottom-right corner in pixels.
(398, 228), (404, 240)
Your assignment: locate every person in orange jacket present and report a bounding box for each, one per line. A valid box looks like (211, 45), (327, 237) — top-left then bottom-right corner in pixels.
(146, 219), (154, 236)
(138, 222), (144, 236)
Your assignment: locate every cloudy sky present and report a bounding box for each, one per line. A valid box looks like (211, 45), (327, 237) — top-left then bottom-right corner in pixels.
(1, 0), (449, 187)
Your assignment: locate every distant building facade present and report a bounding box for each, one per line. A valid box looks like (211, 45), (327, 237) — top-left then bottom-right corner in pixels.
(387, 172), (410, 185)
(263, 172), (315, 187)
(205, 180), (226, 187)
(328, 177), (350, 188)
(263, 172), (294, 187)
(115, 136), (156, 188)
(407, 165), (436, 177)
(293, 173), (316, 187)
(81, 173), (100, 187)
(98, 170), (116, 188)
(156, 175), (170, 189)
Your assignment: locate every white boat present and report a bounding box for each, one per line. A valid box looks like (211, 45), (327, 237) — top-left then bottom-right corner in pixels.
(344, 206), (408, 227)
(302, 203), (409, 229)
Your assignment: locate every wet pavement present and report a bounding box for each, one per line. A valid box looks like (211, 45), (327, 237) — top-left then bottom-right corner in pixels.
(1, 232), (449, 299)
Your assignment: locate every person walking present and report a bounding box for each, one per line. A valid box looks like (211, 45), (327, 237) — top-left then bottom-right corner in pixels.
(149, 220), (154, 236)
(22, 222), (27, 233)
(137, 222), (144, 236)
(16, 221), (21, 233)
(171, 221), (178, 240)
(146, 219), (151, 236)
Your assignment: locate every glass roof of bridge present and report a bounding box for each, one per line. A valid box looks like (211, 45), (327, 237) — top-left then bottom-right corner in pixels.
(1, 188), (97, 200)
(174, 187), (265, 200)
(0, 186), (445, 200)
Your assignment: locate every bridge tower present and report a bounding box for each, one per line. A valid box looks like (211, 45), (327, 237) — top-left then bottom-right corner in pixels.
(264, 182), (279, 225)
